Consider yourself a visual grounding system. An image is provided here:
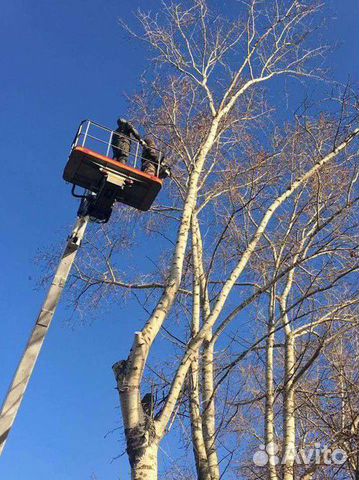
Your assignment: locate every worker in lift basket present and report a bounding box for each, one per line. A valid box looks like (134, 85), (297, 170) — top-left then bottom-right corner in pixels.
(112, 118), (141, 164)
(141, 137), (171, 178)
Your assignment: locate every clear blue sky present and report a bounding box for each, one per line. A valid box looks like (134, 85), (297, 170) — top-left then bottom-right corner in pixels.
(0, 1), (357, 479)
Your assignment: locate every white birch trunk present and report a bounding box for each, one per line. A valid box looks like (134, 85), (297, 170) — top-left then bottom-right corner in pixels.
(193, 215), (220, 479)
(283, 334), (296, 480)
(190, 226), (211, 480)
(265, 290), (279, 480)
(113, 358), (159, 480)
(190, 360), (211, 480)
(202, 340), (220, 480)
(130, 443), (159, 480)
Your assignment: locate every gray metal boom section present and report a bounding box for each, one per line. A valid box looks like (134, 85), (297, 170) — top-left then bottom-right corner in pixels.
(0, 215), (89, 456)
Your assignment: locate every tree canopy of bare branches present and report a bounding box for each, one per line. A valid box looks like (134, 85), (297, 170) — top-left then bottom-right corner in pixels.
(68, 2), (359, 479)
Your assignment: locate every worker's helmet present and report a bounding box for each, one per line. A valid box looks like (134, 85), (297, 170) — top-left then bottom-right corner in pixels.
(117, 118), (126, 127)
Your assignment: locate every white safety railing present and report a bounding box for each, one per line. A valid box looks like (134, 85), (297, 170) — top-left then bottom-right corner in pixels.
(71, 120), (163, 177)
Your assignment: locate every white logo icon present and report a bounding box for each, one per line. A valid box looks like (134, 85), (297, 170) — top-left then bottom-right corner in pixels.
(253, 443), (347, 466)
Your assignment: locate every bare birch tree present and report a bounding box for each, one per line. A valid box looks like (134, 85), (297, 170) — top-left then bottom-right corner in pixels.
(67, 2), (359, 479)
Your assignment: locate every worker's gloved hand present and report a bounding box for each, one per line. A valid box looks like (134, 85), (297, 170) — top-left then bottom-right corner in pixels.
(160, 163), (171, 179)
(139, 139), (146, 147)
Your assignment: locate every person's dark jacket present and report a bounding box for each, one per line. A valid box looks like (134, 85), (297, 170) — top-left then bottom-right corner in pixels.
(141, 144), (160, 174)
(112, 120), (141, 160)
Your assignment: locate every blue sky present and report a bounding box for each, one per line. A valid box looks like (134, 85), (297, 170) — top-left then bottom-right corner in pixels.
(0, 1), (357, 479)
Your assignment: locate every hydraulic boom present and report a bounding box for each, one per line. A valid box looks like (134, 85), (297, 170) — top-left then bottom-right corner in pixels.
(0, 215), (88, 456)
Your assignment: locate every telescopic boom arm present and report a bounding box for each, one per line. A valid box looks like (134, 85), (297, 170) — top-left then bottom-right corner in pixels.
(0, 215), (89, 456)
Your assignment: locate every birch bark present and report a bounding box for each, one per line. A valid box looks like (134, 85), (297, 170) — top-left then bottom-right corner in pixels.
(265, 288), (279, 480)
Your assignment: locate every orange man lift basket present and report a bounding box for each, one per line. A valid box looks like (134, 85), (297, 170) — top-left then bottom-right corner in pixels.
(63, 120), (164, 222)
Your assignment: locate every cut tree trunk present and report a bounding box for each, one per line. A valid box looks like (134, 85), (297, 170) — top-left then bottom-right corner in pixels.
(129, 442), (159, 480)
(113, 360), (159, 480)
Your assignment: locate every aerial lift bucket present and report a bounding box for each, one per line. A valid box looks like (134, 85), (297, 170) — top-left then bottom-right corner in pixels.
(63, 120), (164, 219)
